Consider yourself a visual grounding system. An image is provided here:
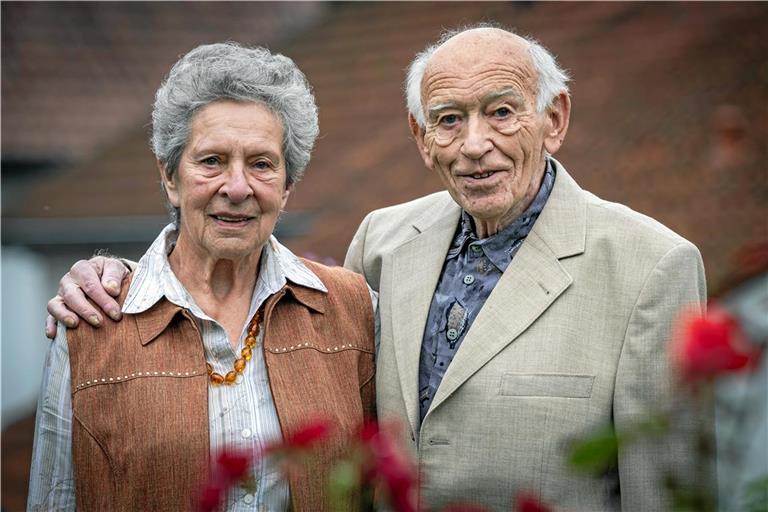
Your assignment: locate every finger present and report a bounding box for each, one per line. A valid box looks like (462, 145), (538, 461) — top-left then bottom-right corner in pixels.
(45, 314), (58, 340)
(58, 276), (103, 327)
(69, 260), (122, 322)
(47, 296), (79, 329)
(101, 258), (129, 299)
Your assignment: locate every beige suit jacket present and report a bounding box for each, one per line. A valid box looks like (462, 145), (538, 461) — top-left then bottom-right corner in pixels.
(345, 160), (711, 511)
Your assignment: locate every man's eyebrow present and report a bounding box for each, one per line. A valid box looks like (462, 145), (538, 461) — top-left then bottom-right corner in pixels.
(427, 102), (463, 120)
(482, 88), (525, 104)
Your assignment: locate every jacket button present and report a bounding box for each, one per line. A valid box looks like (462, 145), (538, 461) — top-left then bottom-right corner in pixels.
(463, 274), (475, 285)
(446, 328), (458, 341)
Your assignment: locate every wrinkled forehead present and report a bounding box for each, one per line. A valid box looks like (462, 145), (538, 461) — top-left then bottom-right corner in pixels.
(423, 29), (538, 105)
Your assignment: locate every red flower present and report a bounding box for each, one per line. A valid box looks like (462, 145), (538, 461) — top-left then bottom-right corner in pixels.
(216, 449), (251, 482)
(196, 447), (255, 512)
(358, 421), (418, 512)
(442, 504), (491, 512)
(264, 418), (334, 458)
(197, 485), (223, 512)
(283, 419), (333, 449)
(671, 305), (762, 383)
(515, 492), (552, 512)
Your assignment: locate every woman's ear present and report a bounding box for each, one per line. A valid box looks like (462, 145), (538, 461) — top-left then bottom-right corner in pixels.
(157, 160), (180, 207)
(543, 92), (571, 155)
(281, 183), (293, 210)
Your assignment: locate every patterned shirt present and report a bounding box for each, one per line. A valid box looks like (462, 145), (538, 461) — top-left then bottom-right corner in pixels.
(418, 162), (556, 422)
(28, 224), (378, 512)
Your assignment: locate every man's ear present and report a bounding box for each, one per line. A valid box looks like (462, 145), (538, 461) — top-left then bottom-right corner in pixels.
(543, 92), (571, 155)
(157, 160), (180, 207)
(409, 113), (434, 170)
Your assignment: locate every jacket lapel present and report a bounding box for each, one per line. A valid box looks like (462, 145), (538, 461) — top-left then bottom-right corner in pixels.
(387, 194), (461, 434)
(428, 161), (587, 414)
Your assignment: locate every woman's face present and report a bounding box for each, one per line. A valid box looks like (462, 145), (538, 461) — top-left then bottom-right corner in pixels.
(160, 100), (291, 262)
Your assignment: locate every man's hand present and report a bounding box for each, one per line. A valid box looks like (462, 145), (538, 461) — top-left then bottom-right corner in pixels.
(45, 256), (130, 339)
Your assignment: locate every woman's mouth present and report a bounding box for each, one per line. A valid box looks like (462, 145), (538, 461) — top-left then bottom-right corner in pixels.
(210, 214), (254, 225)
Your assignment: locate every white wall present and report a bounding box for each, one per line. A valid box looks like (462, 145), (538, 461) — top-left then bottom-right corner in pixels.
(1, 246), (50, 429)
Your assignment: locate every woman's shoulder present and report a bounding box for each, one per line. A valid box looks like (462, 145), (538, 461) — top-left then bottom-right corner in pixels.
(299, 259), (367, 291)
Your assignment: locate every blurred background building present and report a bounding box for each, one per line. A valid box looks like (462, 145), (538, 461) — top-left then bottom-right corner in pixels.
(2, 2), (766, 510)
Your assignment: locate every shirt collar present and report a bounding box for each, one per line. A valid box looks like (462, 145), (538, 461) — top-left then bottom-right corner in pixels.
(447, 159), (556, 272)
(123, 223), (327, 315)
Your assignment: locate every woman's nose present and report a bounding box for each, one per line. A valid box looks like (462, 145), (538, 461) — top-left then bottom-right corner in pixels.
(220, 165), (253, 203)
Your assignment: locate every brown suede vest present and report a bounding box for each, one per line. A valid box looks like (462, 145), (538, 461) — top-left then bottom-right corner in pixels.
(67, 260), (375, 511)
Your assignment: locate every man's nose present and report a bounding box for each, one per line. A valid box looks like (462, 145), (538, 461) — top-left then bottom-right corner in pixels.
(220, 164), (253, 203)
(460, 116), (493, 160)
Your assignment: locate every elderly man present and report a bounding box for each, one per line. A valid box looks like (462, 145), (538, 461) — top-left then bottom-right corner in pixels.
(47, 27), (710, 511)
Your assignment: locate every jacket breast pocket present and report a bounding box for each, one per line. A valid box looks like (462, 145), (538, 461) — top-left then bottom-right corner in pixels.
(499, 373), (595, 398)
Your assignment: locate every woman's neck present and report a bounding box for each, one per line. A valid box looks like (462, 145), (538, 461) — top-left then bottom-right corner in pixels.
(168, 237), (261, 347)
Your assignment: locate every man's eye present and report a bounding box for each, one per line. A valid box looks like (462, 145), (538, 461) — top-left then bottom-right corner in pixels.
(439, 114), (459, 126)
(493, 107), (512, 118)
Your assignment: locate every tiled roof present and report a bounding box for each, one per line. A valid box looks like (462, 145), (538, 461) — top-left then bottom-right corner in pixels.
(5, 2), (768, 291)
(1, 2), (324, 162)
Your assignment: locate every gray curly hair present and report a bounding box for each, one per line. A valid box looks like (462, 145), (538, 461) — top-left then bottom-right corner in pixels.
(406, 25), (571, 128)
(151, 42), (319, 222)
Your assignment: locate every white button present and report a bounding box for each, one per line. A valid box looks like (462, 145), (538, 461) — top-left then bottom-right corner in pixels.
(446, 328), (459, 341)
(463, 274), (475, 285)
(241, 428), (252, 439)
(243, 493), (254, 504)
(471, 245), (482, 253)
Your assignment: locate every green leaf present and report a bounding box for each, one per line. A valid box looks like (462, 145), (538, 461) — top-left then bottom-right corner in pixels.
(327, 459), (361, 512)
(742, 475), (768, 512)
(566, 427), (621, 475)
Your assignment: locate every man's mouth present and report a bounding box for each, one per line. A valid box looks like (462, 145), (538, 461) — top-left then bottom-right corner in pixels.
(459, 170), (500, 181)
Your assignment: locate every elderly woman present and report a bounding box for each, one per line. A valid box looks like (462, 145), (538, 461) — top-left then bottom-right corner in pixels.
(28, 43), (375, 511)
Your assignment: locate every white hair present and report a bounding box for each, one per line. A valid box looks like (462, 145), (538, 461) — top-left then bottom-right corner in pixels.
(151, 42), (319, 224)
(406, 26), (571, 127)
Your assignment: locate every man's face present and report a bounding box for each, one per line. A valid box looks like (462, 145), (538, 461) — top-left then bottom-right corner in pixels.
(412, 29), (568, 235)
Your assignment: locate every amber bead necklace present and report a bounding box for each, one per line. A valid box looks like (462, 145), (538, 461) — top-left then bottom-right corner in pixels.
(206, 309), (262, 386)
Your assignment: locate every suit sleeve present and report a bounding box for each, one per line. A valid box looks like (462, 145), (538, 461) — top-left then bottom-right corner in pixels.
(344, 213), (378, 286)
(614, 241), (713, 511)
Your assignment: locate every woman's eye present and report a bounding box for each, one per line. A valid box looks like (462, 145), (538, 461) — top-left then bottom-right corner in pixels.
(201, 156), (219, 166)
(252, 160), (271, 170)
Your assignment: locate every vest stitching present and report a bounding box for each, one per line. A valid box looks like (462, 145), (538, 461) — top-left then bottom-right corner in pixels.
(73, 369), (202, 391)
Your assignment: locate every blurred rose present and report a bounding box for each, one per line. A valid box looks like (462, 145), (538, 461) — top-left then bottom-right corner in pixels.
(196, 447), (254, 512)
(283, 419), (333, 449)
(671, 305), (762, 383)
(265, 418), (334, 456)
(441, 504), (491, 512)
(358, 420), (418, 512)
(514, 492), (552, 512)
(197, 484), (224, 512)
(216, 449), (251, 481)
